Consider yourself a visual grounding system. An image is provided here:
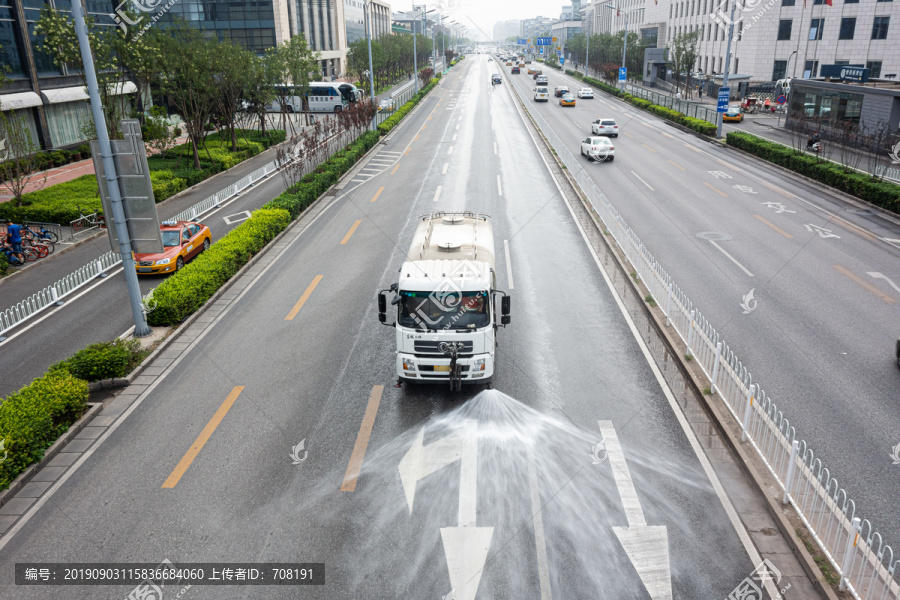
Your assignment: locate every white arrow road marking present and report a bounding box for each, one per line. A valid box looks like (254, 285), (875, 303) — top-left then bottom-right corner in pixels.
(399, 420), (493, 600)
(867, 272), (900, 295)
(598, 421), (672, 600)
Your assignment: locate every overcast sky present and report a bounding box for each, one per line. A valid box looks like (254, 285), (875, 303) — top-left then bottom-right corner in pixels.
(391, 0), (562, 42)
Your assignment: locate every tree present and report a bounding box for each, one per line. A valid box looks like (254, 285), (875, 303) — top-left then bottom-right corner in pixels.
(667, 31), (699, 95)
(157, 26), (220, 170)
(419, 67), (434, 87)
(567, 33), (587, 62)
(239, 56), (276, 136)
(213, 42), (256, 151)
(0, 111), (47, 206)
(282, 35), (320, 125)
(34, 6), (160, 138)
(142, 106), (178, 158)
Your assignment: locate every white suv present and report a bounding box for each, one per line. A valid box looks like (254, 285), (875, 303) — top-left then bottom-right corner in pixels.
(591, 118), (619, 137)
(534, 86), (549, 102)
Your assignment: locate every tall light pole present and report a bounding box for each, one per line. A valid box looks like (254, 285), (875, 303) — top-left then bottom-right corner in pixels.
(364, 0), (376, 129)
(412, 4), (427, 92)
(601, 2), (630, 91)
(715, 0), (737, 139)
(71, 0), (151, 337)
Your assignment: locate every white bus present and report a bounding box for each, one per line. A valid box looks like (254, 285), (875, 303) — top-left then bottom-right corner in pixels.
(266, 82), (353, 113)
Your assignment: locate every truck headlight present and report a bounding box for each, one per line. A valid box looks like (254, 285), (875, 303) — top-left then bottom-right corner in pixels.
(402, 360), (417, 371)
(154, 258), (171, 265)
(473, 358), (486, 371)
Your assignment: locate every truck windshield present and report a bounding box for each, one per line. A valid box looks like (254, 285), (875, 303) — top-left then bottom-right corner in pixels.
(398, 291), (490, 330)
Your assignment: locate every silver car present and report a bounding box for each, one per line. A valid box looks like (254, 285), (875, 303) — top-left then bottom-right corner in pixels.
(591, 118), (619, 137)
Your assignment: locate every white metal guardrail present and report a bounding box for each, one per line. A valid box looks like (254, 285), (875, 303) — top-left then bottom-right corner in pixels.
(509, 79), (900, 599)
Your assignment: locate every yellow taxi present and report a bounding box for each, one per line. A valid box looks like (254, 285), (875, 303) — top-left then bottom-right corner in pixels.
(134, 220), (211, 274)
(723, 105), (744, 122)
(505, 61), (512, 66)
(527, 68), (536, 75)
(559, 92), (576, 107)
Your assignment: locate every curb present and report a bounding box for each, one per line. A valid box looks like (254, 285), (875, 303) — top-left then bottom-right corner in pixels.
(514, 84), (841, 600)
(0, 401), (101, 509)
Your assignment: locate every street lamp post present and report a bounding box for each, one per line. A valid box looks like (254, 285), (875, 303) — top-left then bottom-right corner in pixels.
(600, 2), (630, 91)
(364, 0), (376, 130)
(715, 0), (737, 139)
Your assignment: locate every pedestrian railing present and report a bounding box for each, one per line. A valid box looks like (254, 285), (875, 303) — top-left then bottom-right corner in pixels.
(0, 251), (121, 341)
(68, 212), (103, 241)
(623, 83), (720, 124)
(509, 79), (900, 600)
(23, 221), (66, 244)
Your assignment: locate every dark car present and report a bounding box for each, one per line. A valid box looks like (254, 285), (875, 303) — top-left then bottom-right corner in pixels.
(532, 70), (543, 79)
(511, 66), (520, 74)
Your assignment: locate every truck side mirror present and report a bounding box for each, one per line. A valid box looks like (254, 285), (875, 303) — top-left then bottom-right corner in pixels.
(378, 293), (387, 322)
(501, 315), (511, 325)
(501, 295), (511, 316)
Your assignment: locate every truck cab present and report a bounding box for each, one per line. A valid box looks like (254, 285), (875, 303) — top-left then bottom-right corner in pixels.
(378, 213), (510, 391)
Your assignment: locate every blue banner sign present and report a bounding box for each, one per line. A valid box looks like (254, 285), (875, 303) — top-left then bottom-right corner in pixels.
(820, 64), (869, 82)
(536, 37), (552, 45)
(517, 38), (527, 45)
(618, 67), (627, 81)
(717, 87), (730, 112)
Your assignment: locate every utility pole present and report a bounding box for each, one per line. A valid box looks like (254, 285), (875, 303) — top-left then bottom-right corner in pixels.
(715, 0), (737, 139)
(620, 9), (628, 92)
(71, 0), (151, 337)
(365, 0), (376, 130)
(412, 4), (426, 92)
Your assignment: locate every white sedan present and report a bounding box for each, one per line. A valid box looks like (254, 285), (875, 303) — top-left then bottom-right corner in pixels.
(577, 88), (594, 99)
(581, 136), (615, 162)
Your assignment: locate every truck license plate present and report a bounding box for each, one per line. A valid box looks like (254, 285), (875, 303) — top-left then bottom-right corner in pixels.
(434, 365), (450, 372)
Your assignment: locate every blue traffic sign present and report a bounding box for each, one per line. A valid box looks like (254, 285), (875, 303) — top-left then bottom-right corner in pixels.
(556, 49), (562, 56)
(618, 67), (627, 81)
(517, 38), (527, 45)
(536, 37), (552, 45)
(560, 57), (565, 65)
(539, 48), (544, 54)
(717, 87), (730, 113)
(776, 94), (787, 104)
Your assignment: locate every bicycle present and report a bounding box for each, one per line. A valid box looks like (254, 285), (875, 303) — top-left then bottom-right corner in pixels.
(1, 243), (26, 266)
(22, 224), (59, 244)
(24, 239), (53, 258)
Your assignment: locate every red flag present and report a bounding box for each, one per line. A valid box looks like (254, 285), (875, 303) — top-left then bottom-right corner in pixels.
(825, 0), (832, 5)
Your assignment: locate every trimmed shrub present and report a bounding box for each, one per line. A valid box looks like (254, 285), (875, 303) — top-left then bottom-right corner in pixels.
(147, 208), (291, 326)
(727, 132), (900, 213)
(0, 372), (89, 490)
(0, 252), (8, 276)
(51, 339), (147, 382)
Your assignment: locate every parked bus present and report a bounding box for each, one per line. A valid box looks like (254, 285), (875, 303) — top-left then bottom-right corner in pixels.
(266, 83), (351, 113)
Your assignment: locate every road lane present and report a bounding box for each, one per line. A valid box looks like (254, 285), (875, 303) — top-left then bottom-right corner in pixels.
(0, 58), (770, 599)
(507, 64), (900, 545)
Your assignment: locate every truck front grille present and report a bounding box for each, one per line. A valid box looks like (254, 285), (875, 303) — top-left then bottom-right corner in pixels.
(413, 340), (475, 354)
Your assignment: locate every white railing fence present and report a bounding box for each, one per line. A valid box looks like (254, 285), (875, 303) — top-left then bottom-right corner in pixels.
(509, 79), (900, 600)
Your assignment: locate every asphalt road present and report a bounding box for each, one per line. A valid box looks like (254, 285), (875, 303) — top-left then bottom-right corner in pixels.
(505, 63), (900, 546)
(0, 57), (766, 599)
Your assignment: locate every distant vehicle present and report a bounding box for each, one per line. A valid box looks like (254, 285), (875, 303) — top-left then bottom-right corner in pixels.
(492, 73), (502, 84)
(559, 93), (576, 106)
(532, 70), (543, 80)
(536, 76), (548, 85)
(581, 136), (615, 162)
(267, 82), (351, 113)
(554, 86), (570, 97)
(134, 220), (211, 275)
(577, 88), (594, 99)
(534, 86), (550, 101)
(377, 212), (511, 390)
(378, 98), (395, 113)
(527, 68), (537, 75)
(511, 66), (520, 74)
(723, 105), (743, 122)
(591, 118), (619, 137)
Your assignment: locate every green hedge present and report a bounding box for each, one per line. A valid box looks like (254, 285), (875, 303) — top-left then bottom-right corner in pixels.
(50, 338), (147, 382)
(0, 252), (8, 276)
(0, 372), (89, 490)
(0, 129), (286, 224)
(565, 69), (584, 80)
(727, 132), (900, 213)
(146, 208), (291, 326)
(378, 80), (439, 135)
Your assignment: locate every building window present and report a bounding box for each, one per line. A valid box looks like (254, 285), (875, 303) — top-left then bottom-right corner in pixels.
(866, 60), (882, 77)
(838, 17), (855, 39)
(803, 59), (819, 77)
(669, 4), (673, 18)
(734, 57), (739, 72)
(844, 0), (858, 4)
(809, 18), (824, 40)
(718, 56), (722, 72)
(834, 59), (849, 65)
(777, 19), (792, 40)
(0, 19), (25, 78)
(782, 0), (795, 6)
(872, 16), (889, 39)
(738, 21), (743, 39)
(773, 60), (787, 80)
(876, 0), (892, 3)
